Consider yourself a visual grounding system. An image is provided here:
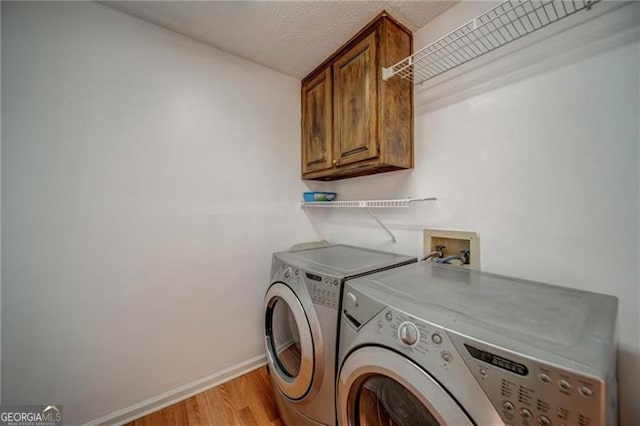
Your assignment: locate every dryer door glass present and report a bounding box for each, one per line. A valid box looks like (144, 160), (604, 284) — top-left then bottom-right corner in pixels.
(264, 282), (314, 400)
(271, 298), (302, 377)
(356, 375), (440, 426)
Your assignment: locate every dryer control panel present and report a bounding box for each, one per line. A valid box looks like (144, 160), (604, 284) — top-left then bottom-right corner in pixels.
(305, 271), (340, 310)
(273, 261), (340, 310)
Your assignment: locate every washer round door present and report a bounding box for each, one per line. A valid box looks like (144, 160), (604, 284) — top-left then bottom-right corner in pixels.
(264, 282), (314, 400)
(338, 346), (473, 426)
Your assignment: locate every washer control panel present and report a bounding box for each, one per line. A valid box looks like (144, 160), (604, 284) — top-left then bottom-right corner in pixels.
(451, 336), (606, 426)
(305, 270), (340, 310)
(370, 309), (456, 372)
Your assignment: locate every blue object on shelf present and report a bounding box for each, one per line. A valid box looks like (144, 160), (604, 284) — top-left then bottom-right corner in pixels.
(303, 192), (337, 202)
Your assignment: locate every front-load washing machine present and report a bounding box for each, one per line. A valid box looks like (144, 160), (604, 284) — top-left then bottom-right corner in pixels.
(264, 245), (416, 426)
(338, 261), (618, 426)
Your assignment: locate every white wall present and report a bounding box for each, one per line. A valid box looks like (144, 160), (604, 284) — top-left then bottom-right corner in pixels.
(0, 0), (3, 405)
(637, 38), (640, 414)
(2, 2), (317, 424)
(313, 3), (640, 424)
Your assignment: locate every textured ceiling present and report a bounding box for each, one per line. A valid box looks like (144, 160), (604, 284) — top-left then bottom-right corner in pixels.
(102, 1), (458, 79)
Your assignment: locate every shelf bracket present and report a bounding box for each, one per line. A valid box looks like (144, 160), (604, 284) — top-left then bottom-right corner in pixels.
(381, 66), (393, 82)
(365, 206), (397, 243)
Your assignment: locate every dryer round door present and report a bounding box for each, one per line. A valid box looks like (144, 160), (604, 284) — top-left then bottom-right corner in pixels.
(338, 346), (473, 426)
(264, 282), (314, 400)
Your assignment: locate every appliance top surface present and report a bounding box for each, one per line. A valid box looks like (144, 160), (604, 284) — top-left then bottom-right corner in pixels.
(349, 262), (617, 371)
(275, 244), (416, 278)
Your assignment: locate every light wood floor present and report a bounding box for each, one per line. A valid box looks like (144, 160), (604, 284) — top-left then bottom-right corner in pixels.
(127, 367), (282, 426)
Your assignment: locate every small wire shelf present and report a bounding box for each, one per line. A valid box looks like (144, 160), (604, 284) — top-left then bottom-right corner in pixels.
(300, 197), (437, 243)
(382, 0), (600, 86)
(300, 197), (437, 208)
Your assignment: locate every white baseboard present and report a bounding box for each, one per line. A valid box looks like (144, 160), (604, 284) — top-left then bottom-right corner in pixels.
(85, 354), (268, 426)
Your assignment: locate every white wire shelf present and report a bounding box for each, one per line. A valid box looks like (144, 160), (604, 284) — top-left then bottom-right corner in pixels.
(382, 0), (601, 86)
(300, 197), (437, 208)
(300, 197), (437, 243)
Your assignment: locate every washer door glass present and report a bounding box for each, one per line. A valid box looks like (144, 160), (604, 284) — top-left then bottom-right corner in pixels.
(271, 298), (302, 377)
(356, 375), (440, 426)
(338, 347), (473, 426)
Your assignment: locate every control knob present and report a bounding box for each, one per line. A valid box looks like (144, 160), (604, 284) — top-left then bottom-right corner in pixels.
(398, 321), (420, 346)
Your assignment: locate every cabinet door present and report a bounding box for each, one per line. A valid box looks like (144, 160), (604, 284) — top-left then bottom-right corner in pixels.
(333, 32), (378, 167)
(302, 68), (333, 175)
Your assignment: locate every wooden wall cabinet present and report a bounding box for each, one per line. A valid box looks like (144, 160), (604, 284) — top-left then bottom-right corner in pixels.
(301, 12), (413, 181)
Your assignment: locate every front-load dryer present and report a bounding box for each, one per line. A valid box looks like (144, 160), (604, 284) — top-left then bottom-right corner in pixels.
(337, 262), (618, 426)
(264, 245), (416, 426)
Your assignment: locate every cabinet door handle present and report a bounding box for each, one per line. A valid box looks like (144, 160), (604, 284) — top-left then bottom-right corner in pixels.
(332, 160), (337, 165)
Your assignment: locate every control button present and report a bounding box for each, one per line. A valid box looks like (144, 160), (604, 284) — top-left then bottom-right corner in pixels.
(283, 268), (292, 278)
(537, 415), (551, 426)
(398, 322), (420, 346)
(431, 333), (443, 345)
(539, 373), (552, 384)
(519, 408), (532, 418)
(557, 407), (569, 420)
(294, 269), (299, 276)
(503, 401), (514, 412)
(579, 385), (593, 397)
(479, 368), (488, 378)
(333, 279), (339, 286)
(441, 351), (453, 363)
(558, 379), (572, 391)
(577, 414), (592, 425)
(385, 311), (393, 321)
